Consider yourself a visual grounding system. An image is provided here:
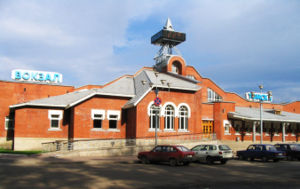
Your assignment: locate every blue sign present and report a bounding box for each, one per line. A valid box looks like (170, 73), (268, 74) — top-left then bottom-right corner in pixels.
(154, 97), (162, 106)
(245, 92), (273, 102)
(11, 69), (63, 84)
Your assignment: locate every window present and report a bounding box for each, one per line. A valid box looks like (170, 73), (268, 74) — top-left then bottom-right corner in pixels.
(224, 124), (230, 134)
(107, 110), (120, 130)
(48, 110), (63, 130)
(164, 105), (175, 130)
(207, 88), (223, 102)
(178, 106), (188, 131)
(5, 117), (13, 130)
(91, 110), (105, 129)
(149, 104), (160, 130)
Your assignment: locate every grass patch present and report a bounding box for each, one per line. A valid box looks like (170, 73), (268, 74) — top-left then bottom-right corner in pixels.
(0, 148), (42, 155)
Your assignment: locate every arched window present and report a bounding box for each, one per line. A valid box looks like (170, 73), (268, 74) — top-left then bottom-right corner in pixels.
(171, 61), (182, 74)
(149, 104), (160, 129)
(164, 105), (175, 130)
(178, 106), (188, 131)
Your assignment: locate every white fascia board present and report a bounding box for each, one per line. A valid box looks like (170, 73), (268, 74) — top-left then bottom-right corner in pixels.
(10, 103), (66, 109)
(67, 92), (134, 109)
(96, 92), (135, 98)
(229, 114), (300, 123)
(133, 87), (153, 107)
(152, 84), (200, 92)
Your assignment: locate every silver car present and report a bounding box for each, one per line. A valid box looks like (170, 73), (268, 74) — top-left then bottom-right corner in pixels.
(191, 144), (233, 164)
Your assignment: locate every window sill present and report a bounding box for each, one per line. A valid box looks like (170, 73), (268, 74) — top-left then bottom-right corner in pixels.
(178, 130), (189, 133)
(91, 128), (104, 131)
(108, 129), (120, 132)
(245, 133), (252, 136)
(235, 133), (241, 136)
(224, 133), (231, 135)
(148, 128), (161, 132)
(48, 128), (62, 131)
(164, 129), (175, 132)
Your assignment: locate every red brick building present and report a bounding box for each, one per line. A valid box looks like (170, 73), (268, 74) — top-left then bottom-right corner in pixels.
(1, 20), (300, 150)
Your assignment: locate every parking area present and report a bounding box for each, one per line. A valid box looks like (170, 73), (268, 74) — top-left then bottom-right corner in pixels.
(0, 154), (300, 189)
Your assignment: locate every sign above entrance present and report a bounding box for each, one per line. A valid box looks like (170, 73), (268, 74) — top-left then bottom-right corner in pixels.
(245, 92), (273, 102)
(11, 69), (63, 84)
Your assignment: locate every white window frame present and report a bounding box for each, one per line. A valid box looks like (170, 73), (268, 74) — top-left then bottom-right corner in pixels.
(149, 104), (161, 131)
(107, 110), (120, 131)
(178, 105), (189, 131)
(223, 120), (231, 135)
(5, 117), (13, 130)
(48, 110), (63, 131)
(164, 104), (175, 131)
(91, 109), (105, 130)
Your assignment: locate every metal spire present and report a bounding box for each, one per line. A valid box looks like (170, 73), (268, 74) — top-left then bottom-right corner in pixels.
(163, 18), (174, 31)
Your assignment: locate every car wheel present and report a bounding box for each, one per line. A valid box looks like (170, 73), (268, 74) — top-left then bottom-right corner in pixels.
(238, 155), (244, 160)
(220, 160), (227, 164)
(183, 162), (190, 166)
(262, 156), (268, 162)
(169, 158), (177, 167)
(141, 156), (149, 164)
(206, 157), (213, 164)
(273, 159), (279, 162)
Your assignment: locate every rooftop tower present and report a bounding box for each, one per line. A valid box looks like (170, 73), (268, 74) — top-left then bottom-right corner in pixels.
(151, 18), (186, 74)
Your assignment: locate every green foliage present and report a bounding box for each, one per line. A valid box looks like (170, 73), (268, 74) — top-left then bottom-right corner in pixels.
(0, 148), (42, 155)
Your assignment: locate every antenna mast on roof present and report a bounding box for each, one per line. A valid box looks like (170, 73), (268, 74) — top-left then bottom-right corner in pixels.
(151, 18), (186, 65)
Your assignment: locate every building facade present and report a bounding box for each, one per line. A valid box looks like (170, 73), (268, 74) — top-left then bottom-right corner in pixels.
(1, 21), (300, 150)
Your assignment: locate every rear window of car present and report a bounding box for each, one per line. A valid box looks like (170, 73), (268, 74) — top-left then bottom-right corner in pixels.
(219, 145), (231, 150)
(290, 144), (300, 151)
(176, 146), (190, 152)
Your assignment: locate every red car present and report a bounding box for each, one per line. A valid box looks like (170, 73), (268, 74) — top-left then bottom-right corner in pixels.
(138, 145), (195, 166)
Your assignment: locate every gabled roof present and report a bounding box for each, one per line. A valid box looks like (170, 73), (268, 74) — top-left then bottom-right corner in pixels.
(10, 76), (135, 109)
(123, 69), (201, 108)
(10, 68), (201, 110)
(228, 107), (300, 123)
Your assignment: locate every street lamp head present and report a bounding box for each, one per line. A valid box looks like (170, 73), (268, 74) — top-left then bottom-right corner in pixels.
(259, 85), (263, 90)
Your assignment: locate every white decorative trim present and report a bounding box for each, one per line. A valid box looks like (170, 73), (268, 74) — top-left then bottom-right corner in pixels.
(107, 110), (121, 120)
(161, 102), (177, 117)
(177, 103), (191, 118)
(91, 109), (105, 119)
(147, 101), (162, 116)
(48, 110), (63, 120)
(178, 129), (189, 133)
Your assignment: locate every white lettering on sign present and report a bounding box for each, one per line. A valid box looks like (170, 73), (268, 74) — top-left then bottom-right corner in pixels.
(11, 69), (63, 84)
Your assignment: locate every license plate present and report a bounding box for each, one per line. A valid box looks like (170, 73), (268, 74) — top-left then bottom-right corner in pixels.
(278, 153), (282, 156)
(187, 155), (192, 158)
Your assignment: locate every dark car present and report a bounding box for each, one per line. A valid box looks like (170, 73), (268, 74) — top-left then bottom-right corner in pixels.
(274, 143), (300, 161)
(137, 145), (195, 166)
(237, 144), (285, 162)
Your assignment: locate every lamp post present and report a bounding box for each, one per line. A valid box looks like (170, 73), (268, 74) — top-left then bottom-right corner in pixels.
(259, 85), (263, 144)
(154, 72), (159, 146)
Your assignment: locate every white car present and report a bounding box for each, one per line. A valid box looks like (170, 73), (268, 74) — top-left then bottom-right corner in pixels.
(191, 144), (233, 164)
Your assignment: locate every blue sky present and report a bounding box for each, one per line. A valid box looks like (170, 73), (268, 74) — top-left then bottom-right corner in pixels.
(0, 0), (300, 103)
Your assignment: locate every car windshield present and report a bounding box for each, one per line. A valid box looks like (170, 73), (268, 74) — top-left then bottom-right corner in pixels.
(177, 146), (190, 152)
(219, 145), (231, 150)
(265, 145), (277, 151)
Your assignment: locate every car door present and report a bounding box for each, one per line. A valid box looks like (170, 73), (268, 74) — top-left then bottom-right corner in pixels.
(198, 145), (210, 162)
(149, 146), (163, 162)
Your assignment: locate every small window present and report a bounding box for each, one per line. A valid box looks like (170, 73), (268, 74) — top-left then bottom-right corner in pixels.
(5, 117), (14, 130)
(224, 124), (230, 134)
(48, 110), (63, 130)
(91, 110), (105, 129)
(107, 110), (120, 130)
